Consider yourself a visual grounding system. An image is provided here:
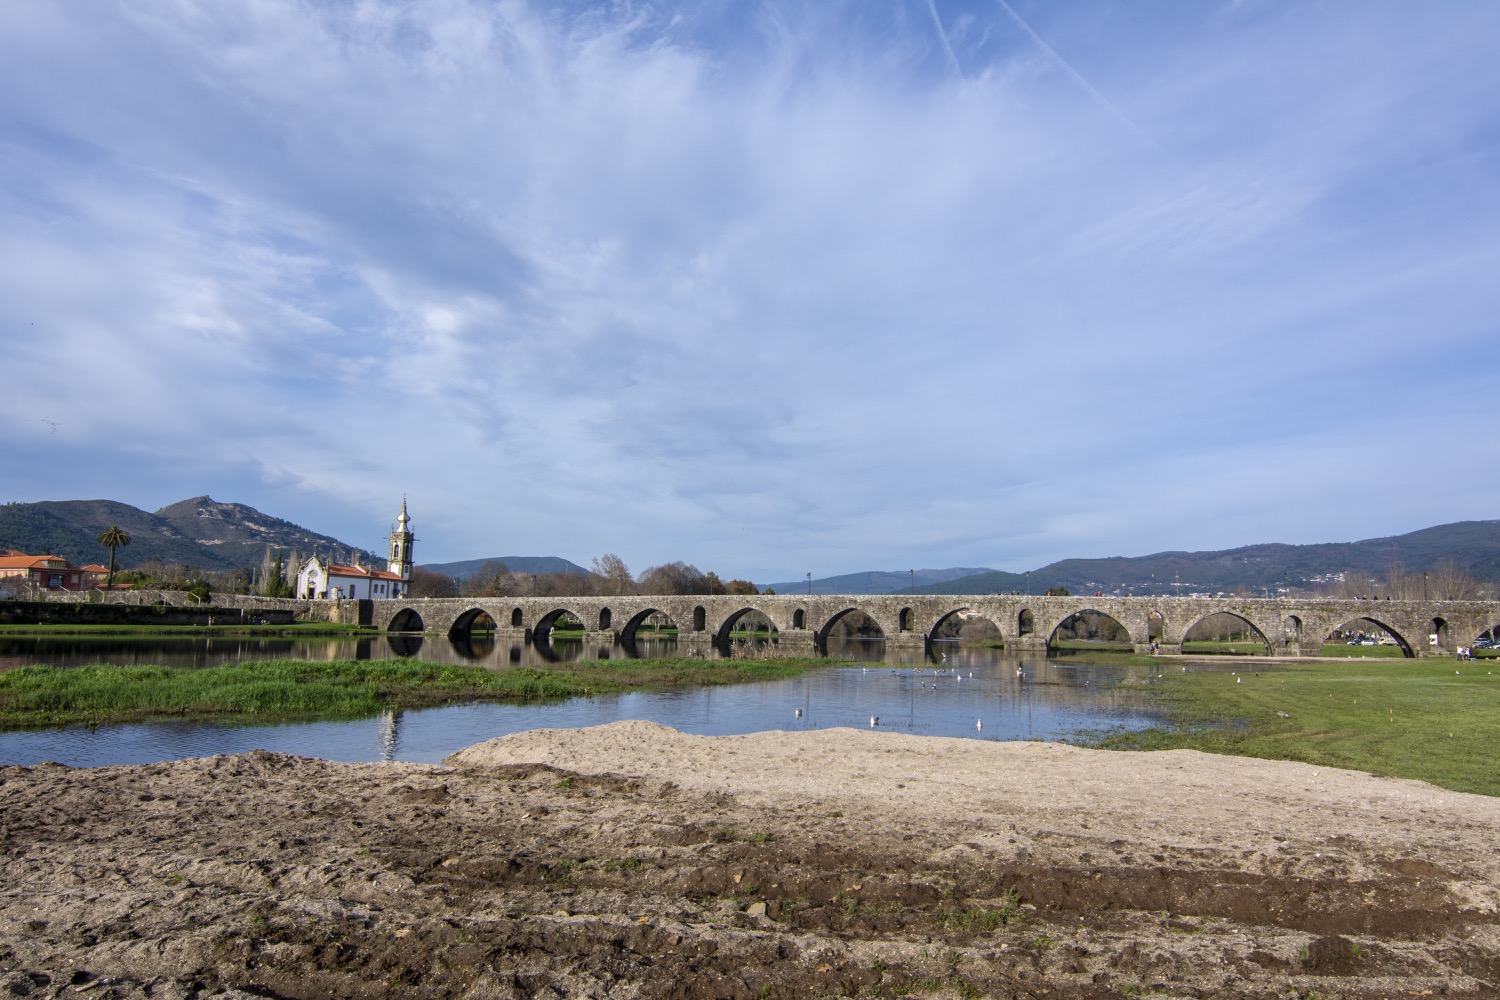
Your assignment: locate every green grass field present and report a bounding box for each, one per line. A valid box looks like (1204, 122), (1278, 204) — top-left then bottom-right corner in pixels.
(1080, 658), (1500, 796)
(1317, 643), (1409, 658)
(0, 657), (828, 731)
(1180, 641), (1270, 656)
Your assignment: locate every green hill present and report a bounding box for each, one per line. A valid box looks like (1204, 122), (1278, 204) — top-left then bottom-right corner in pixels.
(0, 497), (377, 571)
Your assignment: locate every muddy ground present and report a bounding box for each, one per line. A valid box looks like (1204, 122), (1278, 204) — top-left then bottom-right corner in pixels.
(3, 721), (1500, 999)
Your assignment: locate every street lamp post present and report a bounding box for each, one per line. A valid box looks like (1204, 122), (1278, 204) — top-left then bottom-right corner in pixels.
(806, 572), (812, 596)
(910, 569), (915, 594)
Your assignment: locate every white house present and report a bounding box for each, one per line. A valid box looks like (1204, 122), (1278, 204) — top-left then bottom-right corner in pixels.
(295, 500), (414, 600)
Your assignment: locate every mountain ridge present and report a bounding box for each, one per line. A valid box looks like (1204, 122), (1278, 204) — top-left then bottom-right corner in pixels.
(0, 497), (379, 571)
(1, 498), (1495, 595)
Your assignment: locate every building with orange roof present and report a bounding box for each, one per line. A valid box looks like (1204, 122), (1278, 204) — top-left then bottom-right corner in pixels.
(0, 553), (88, 592)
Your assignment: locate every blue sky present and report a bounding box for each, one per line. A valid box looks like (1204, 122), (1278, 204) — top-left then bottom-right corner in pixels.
(3, 1), (1498, 581)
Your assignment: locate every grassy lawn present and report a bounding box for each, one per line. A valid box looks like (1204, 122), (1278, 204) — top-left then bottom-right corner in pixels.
(1317, 643), (1409, 658)
(0, 657), (831, 731)
(1180, 641), (1270, 656)
(1079, 658), (1500, 796)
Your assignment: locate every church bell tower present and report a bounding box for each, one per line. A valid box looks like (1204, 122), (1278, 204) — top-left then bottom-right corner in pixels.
(388, 498), (413, 581)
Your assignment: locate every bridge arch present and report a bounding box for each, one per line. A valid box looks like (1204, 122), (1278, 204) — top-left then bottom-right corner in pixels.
(1044, 608), (1135, 651)
(534, 608), (585, 639)
(1472, 618), (1500, 644)
(387, 607), (425, 632)
(1017, 608), (1035, 636)
(1323, 615), (1415, 658)
(816, 607), (891, 645)
(928, 607), (1003, 645)
(1431, 617), (1451, 653)
(448, 607), (498, 640)
(1179, 611), (1275, 654)
(714, 606), (780, 645)
(620, 607), (679, 643)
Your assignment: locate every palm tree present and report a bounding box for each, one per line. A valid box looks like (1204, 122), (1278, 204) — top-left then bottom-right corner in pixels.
(96, 526), (131, 590)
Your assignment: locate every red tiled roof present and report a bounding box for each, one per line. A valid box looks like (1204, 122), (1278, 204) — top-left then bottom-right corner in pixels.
(326, 564), (404, 581)
(0, 555), (69, 570)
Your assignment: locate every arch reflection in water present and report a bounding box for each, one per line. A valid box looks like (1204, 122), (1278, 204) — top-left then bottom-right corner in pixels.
(387, 633), (425, 658)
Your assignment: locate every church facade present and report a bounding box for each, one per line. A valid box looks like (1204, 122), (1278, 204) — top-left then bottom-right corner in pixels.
(295, 500), (414, 600)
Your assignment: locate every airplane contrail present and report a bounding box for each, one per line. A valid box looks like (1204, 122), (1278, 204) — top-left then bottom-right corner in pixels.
(994, 0), (1173, 160)
(926, 0), (963, 75)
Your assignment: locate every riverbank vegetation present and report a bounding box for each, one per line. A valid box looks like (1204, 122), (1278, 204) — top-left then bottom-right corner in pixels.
(0, 657), (830, 731)
(1080, 658), (1500, 796)
(0, 623), (367, 637)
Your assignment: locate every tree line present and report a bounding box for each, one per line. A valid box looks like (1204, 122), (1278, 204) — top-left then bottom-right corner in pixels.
(402, 554), (762, 602)
(405, 554), (763, 600)
(1320, 560), (1488, 601)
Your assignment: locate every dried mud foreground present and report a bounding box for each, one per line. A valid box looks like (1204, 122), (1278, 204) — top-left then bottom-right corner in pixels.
(3, 721), (1500, 1000)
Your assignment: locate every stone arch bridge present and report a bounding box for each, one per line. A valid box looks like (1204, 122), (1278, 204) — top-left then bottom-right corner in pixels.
(332, 594), (1500, 658)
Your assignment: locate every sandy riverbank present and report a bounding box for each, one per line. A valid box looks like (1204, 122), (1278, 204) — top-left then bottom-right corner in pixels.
(3, 721), (1499, 998)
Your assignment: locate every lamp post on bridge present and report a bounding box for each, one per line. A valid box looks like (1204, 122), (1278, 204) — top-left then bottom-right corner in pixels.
(806, 572), (812, 597)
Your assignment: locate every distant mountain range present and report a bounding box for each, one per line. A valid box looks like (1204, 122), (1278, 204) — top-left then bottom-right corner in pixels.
(419, 556), (589, 580)
(762, 568), (997, 596)
(0, 497), (590, 579)
(0, 497), (379, 571)
(2, 497), (1495, 596)
(811, 520), (1500, 597)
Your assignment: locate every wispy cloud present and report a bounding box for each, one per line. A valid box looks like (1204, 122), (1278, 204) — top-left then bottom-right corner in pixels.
(1, 1), (1497, 579)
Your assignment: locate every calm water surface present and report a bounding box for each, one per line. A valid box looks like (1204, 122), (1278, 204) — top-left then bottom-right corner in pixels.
(0, 634), (1168, 767)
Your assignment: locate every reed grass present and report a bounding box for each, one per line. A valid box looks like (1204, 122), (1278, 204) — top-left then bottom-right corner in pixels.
(0, 657), (826, 730)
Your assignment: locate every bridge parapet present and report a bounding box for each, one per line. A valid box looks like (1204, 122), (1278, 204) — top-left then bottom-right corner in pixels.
(350, 594), (1500, 658)
(50, 591), (1500, 658)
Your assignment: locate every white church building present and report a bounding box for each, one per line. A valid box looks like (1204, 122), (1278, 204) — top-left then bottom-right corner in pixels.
(295, 500), (414, 600)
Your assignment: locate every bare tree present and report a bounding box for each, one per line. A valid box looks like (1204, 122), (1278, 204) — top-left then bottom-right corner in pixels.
(1428, 559), (1480, 601)
(590, 553), (634, 595)
(638, 561), (712, 595)
(409, 566), (459, 598)
(464, 561), (512, 597)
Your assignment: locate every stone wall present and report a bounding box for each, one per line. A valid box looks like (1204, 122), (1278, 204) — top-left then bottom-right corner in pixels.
(9, 591), (1498, 657)
(355, 593), (1500, 658)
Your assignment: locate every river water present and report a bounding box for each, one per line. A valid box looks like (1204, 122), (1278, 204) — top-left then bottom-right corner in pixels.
(0, 634), (1168, 767)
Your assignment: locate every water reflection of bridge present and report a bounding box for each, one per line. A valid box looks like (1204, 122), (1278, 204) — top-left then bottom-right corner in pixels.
(351, 594), (1500, 659)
